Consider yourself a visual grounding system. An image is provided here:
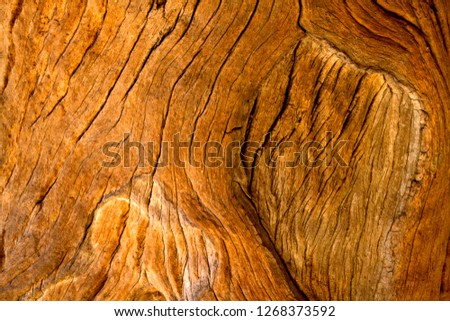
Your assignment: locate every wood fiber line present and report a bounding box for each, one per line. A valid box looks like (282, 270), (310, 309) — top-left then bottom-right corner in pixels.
(0, 0), (449, 300)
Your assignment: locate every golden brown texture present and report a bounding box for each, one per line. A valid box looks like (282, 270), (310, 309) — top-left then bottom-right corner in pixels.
(0, 0), (449, 300)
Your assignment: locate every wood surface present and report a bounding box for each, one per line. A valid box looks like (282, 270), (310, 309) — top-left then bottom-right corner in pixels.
(0, 0), (449, 300)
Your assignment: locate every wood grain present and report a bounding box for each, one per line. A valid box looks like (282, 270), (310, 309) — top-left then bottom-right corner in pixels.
(0, 0), (449, 300)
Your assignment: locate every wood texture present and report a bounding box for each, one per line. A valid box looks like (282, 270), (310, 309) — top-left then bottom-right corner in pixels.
(0, 0), (449, 300)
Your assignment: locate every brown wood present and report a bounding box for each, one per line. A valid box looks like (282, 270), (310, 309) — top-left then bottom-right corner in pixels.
(0, 0), (449, 300)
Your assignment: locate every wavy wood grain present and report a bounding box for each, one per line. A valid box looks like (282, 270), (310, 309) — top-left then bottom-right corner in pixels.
(0, 0), (449, 300)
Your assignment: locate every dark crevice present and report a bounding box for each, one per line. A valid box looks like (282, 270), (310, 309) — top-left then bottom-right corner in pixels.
(190, 0), (260, 159)
(241, 97), (258, 172)
(429, 1), (448, 52)
(263, 41), (300, 147)
(1, 0), (24, 94)
(91, 206), (131, 300)
(235, 181), (309, 300)
(54, 0), (89, 68)
(0, 229), (5, 271)
(440, 238), (450, 297)
(297, 0), (307, 33)
(247, 42), (300, 190)
(156, 0), (167, 10)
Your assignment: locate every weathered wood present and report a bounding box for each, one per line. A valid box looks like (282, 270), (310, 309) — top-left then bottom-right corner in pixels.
(0, 0), (449, 300)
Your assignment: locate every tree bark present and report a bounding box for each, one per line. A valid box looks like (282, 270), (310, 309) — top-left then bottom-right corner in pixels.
(0, 0), (449, 300)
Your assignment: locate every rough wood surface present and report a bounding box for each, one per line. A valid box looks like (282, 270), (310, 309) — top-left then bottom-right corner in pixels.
(0, 0), (449, 300)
